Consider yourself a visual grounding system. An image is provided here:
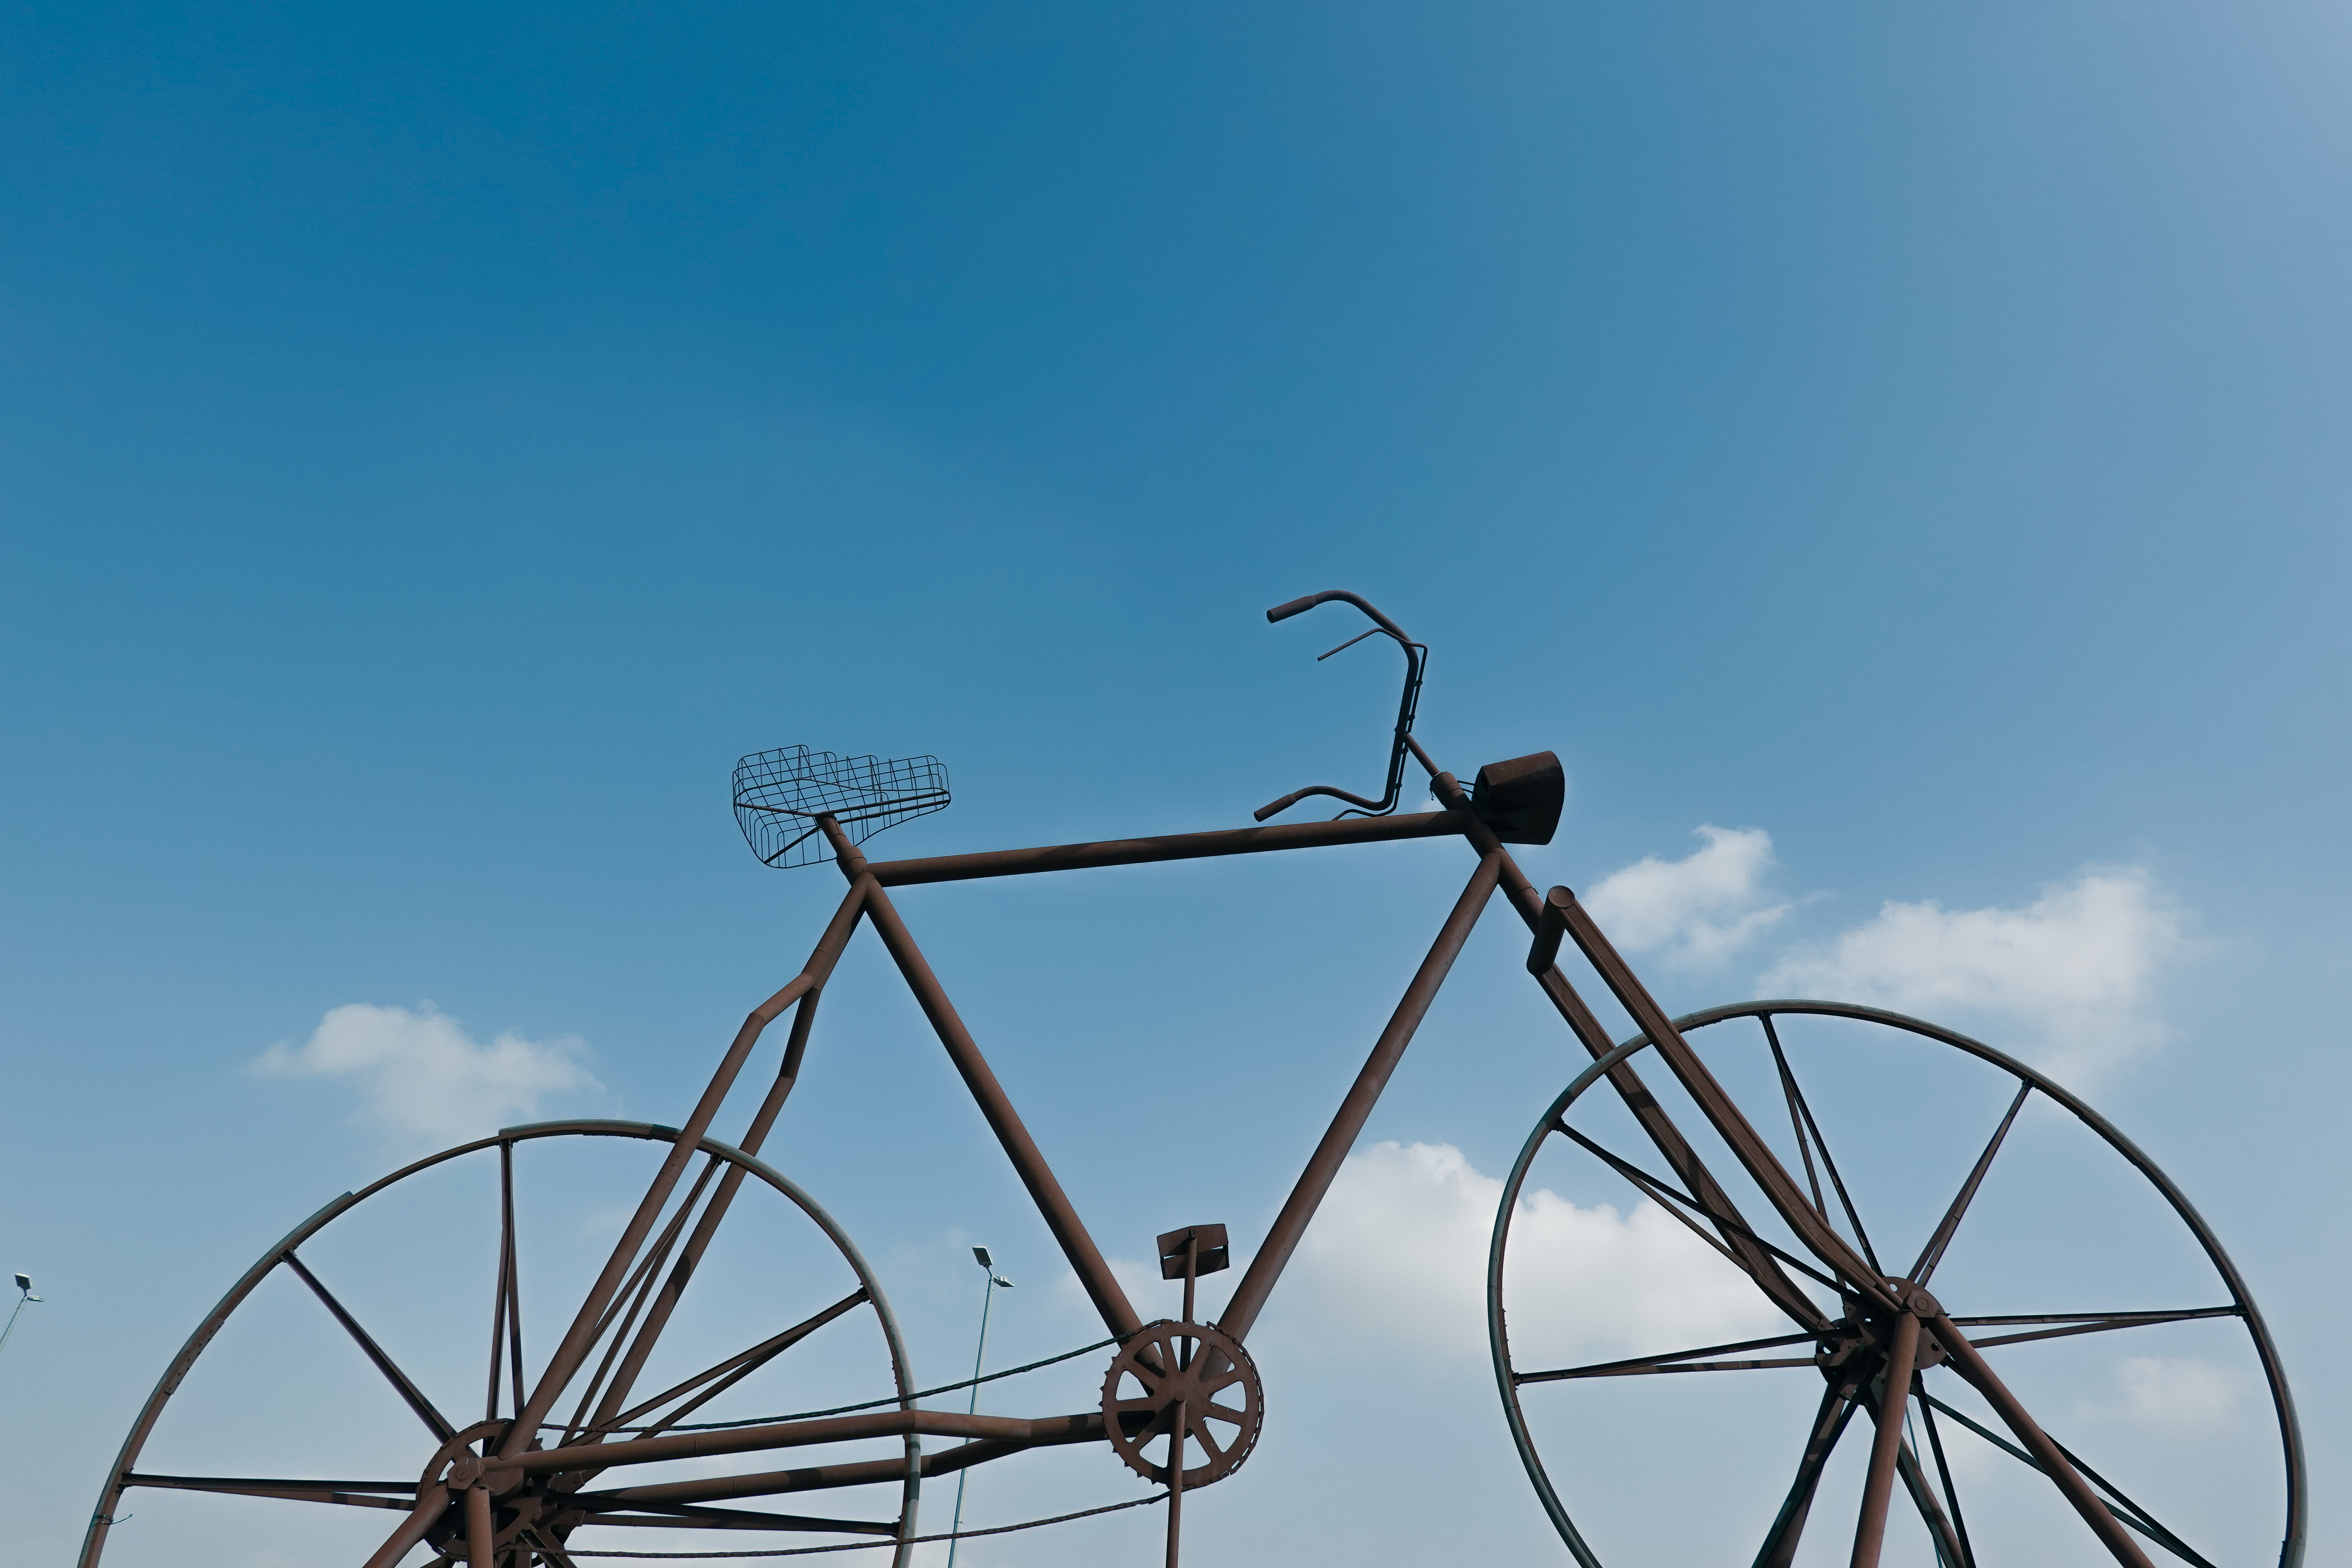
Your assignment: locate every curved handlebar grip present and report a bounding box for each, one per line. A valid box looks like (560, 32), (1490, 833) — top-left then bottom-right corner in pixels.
(1264, 590), (1413, 646)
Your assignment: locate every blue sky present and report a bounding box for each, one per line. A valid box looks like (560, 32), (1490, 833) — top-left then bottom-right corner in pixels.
(3, 1), (2346, 1563)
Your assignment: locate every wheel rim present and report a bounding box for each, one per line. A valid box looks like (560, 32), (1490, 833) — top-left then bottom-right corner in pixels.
(1487, 1001), (2303, 1568)
(84, 1120), (920, 1566)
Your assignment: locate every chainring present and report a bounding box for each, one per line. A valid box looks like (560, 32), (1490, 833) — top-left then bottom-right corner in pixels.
(1100, 1320), (1263, 1489)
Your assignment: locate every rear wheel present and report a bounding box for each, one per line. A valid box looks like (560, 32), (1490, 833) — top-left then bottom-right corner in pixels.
(86, 1121), (921, 1566)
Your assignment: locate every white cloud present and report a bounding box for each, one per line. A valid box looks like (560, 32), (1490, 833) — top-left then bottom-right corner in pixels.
(2112, 1355), (2248, 1434)
(1760, 868), (2184, 1079)
(1275, 1141), (1782, 1363)
(250, 1002), (602, 1143)
(1584, 826), (1791, 964)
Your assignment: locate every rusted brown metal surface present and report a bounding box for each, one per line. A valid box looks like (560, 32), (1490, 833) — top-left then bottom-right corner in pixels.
(86, 592), (2300, 1568)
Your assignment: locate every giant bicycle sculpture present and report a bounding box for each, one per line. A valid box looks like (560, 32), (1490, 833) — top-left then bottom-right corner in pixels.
(87, 594), (2303, 1567)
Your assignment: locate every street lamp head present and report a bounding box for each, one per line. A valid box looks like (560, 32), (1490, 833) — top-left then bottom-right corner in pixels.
(971, 1246), (992, 1270)
(11, 1274), (26, 1294)
(992, 1275), (1014, 1289)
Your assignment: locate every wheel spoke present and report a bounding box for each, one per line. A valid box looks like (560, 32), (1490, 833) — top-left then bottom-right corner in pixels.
(1917, 1392), (2215, 1568)
(1909, 1081), (2031, 1285)
(1932, 1321), (2156, 1565)
(1556, 1123), (1844, 1292)
(1919, 1396), (1978, 1568)
(1951, 1307), (2240, 1349)
(1894, 1433), (1968, 1568)
(1540, 1355), (1814, 1379)
(504, 1141), (526, 1419)
(1761, 1016), (1827, 1219)
(564, 1500), (901, 1534)
(1751, 1376), (1863, 1568)
(1758, 1014), (1882, 1275)
(1951, 1307), (2238, 1325)
(2046, 1440), (2215, 1568)
(282, 1252), (456, 1443)
(606, 1286), (870, 1437)
(1200, 1401), (1250, 1427)
(561, 1155), (726, 1443)
(1517, 1329), (1819, 1384)
(487, 1212), (509, 1424)
(1553, 989), (1829, 1331)
(120, 1472), (416, 1509)
(1860, 1370), (1966, 1568)
(1557, 1126), (1748, 1273)
(488, 1141), (525, 1423)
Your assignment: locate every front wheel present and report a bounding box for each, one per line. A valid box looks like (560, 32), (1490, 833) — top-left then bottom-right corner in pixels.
(1488, 1001), (2301, 1568)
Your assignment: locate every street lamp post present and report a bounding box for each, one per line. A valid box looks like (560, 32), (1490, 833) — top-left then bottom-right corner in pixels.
(0, 1274), (41, 1364)
(946, 1246), (1013, 1568)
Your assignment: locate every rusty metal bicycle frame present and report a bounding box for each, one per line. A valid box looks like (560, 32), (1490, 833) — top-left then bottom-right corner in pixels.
(354, 590), (2178, 1568)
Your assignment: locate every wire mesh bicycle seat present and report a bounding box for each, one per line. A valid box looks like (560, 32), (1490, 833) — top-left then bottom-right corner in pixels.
(732, 746), (952, 869)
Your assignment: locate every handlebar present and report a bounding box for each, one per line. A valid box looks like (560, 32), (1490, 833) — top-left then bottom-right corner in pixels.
(1253, 590), (1429, 822)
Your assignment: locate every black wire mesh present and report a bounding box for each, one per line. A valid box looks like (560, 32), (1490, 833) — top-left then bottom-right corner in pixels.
(732, 746), (952, 869)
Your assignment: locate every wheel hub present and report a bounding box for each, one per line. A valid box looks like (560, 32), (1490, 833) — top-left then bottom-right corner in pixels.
(415, 1422), (564, 1562)
(1816, 1282), (1946, 1386)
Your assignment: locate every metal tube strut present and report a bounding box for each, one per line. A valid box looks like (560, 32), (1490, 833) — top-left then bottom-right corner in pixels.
(865, 811), (1469, 886)
(827, 818), (1144, 1341)
(1436, 771), (1828, 1330)
(1850, 1309), (1922, 1568)
(586, 985), (833, 1436)
(1544, 886), (1892, 1310)
(1219, 851), (1502, 1342)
